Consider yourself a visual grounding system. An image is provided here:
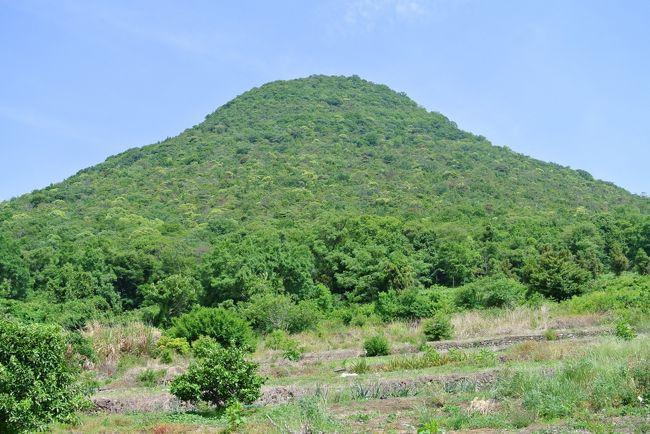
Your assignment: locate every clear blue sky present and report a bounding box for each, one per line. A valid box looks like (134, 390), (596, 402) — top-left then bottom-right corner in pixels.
(1, 0), (649, 200)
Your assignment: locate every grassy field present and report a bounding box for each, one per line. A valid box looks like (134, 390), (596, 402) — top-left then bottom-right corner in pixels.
(50, 305), (650, 433)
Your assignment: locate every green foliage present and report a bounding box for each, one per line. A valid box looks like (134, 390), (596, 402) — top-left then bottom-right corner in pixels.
(137, 368), (166, 387)
(282, 342), (304, 362)
(417, 417), (441, 434)
(375, 287), (439, 321)
(156, 335), (190, 356)
(0, 319), (89, 433)
(422, 314), (453, 341)
(238, 293), (321, 334)
(614, 320), (636, 341)
(224, 400), (246, 432)
(500, 358), (639, 419)
(544, 328), (558, 341)
(266, 330), (304, 361)
(524, 245), (591, 300)
(141, 274), (201, 326)
(560, 273), (650, 315)
(635, 248), (650, 275)
(169, 343), (264, 408)
(631, 360), (650, 401)
(454, 276), (525, 309)
(65, 330), (96, 364)
(363, 335), (390, 357)
(349, 358), (371, 374)
(0, 75), (649, 338)
(0, 234), (30, 299)
(168, 307), (255, 351)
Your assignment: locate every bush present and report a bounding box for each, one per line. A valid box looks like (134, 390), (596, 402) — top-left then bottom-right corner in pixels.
(422, 314), (453, 341)
(282, 343), (304, 362)
(544, 328), (558, 341)
(375, 288), (439, 321)
(156, 335), (190, 356)
(239, 293), (322, 334)
(0, 319), (89, 433)
(264, 330), (303, 361)
(614, 320), (636, 341)
(170, 342), (264, 408)
(454, 276), (525, 309)
(168, 307), (255, 351)
(364, 335), (390, 357)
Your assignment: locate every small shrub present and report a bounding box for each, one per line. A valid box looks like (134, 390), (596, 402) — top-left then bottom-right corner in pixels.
(422, 314), (453, 341)
(282, 340), (304, 362)
(159, 349), (173, 364)
(472, 348), (497, 367)
(170, 342), (264, 408)
(138, 368), (167, 387)
(264, 330), (303, 360)
(66, 330), (97, 364)
(544, 328), (558, 341)
(265, 329), (290, 350)
(168, 307), (255, 351)
(364, 335), (390, 357)
(615, 320), (636, 341)
(156, 336), (190, 356)
(455, 276), (525, 309)
(225, 400), (246, 432)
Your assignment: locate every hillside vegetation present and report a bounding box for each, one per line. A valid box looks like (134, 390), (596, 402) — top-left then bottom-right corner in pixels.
(1, 75), (649, 432)
(1, 75), (648, 319)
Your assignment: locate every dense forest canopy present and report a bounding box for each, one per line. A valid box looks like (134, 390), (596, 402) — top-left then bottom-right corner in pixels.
(0, 75), (649, 326)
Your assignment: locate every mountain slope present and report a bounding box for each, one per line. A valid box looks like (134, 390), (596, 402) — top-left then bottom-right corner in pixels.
(0, 75), (648, 310)
(3, 75), (646, 226)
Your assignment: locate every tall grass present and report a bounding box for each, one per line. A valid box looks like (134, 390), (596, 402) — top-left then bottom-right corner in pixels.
(498, 337), (649, 419)
(83, 321), (160, 364)
(452, 305), (603, 340)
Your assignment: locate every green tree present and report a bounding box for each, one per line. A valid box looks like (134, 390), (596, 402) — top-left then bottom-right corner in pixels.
(142, 274), (201, 326)
(524, 245), (591, 300)
(0, 320), (89, 433)
(610, 243), (629, 275)
(0, 234), (30, 300)
(635, 248), (650, 275)
(170, 342), (263, 408)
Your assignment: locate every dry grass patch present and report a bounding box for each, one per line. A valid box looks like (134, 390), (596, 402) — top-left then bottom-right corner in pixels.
(84, 321), (160, 373)
(506, 340), (585, 362)
(265, 320), (421, 354)
(451, 305), (604, 340)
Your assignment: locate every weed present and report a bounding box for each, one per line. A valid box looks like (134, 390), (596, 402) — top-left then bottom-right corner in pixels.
(350, 358), (371, 374)
(137, 368), (167, 387)
(417, 417), (441, 434)
(544, 328), (558, 341)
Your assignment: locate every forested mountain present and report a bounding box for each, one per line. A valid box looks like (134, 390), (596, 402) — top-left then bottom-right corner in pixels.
(1, 75), (649, 322)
